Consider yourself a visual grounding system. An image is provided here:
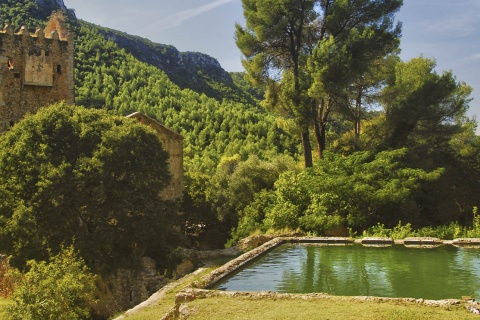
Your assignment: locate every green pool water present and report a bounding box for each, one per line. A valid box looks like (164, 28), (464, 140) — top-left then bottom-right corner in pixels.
(215, 243), (480, 300)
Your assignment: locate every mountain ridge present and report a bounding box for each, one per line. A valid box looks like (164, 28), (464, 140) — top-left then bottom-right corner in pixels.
(94, 24), (235, 92)
(30, 0), (255, 102)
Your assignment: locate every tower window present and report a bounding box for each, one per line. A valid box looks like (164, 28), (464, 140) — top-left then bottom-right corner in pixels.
(57, 64), (62, 74)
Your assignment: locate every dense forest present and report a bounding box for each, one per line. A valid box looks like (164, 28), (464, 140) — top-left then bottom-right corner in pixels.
(1, 0), (479, 249)
(0, 0), (480, 317)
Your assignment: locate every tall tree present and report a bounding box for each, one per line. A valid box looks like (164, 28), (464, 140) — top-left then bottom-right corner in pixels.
(308, 0), (402, 158)
(0, 103), (175, 270)
(236, 0), (319, 167)
(381, 56), (472, 149)
(236, 0), (402, 165)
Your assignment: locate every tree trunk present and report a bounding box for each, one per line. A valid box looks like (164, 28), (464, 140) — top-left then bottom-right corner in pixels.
(301, 129), (313, 168)
(313, 116), (323, 159)
(313, 98), (330, 159)
(354, 86), (363, 138)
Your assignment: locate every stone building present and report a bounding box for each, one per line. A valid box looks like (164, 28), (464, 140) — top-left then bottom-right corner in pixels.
(0, 13), (184, 200)
(126, 112), (184, 200)
(0, 12), (74, 133)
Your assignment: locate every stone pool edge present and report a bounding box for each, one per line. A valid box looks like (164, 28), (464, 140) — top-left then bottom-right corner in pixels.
(161, 236), (480, 319)
(194, 236), (480, 290)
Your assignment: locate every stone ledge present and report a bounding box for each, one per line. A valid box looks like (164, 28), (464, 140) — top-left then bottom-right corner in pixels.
(360, 237), (394, 245)
(453, 238), (480, 247)
(293, 236), (354, 244)
(402, 237), (443, 245)
(193, 237), (286, 290)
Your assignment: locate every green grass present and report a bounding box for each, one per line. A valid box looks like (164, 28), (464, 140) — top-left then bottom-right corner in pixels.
(182, 296), (479, 320)
(0, 297), (14, 319)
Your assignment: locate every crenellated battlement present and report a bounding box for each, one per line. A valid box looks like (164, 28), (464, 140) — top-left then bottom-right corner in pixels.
(0, 12), (74, 133)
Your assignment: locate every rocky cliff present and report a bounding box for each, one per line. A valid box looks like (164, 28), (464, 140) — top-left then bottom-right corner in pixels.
(35, 0), (68, 12)
(97, 27), (234, 90)
(34, 0), (239, 100)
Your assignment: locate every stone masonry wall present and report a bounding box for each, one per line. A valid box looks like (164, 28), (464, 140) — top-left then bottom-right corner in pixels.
(126, 112), (184, 200)
(0, 12), (74, 133)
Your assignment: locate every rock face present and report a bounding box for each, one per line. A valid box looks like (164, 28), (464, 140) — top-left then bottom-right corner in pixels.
(96, 257), (168, 318)
(97, 28), (233, 95)
(35, 0), (68, 13)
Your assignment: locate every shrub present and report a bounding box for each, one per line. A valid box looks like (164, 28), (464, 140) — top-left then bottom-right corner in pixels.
(7, 246), (96, 320)
(0, 256), (14, 297)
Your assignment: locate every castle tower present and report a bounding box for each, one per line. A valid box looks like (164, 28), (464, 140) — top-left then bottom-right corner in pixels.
(0, 12), (74, 133)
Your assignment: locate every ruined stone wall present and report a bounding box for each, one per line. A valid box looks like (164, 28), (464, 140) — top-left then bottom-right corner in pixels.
(126, 112), (184, 200)
(0, 13), (74, 133)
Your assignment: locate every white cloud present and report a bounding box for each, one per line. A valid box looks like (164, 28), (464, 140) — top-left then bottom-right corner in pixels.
(145, 0), (235, 32)
(468, 53), (480, 60)
(418, 0), (480, 38)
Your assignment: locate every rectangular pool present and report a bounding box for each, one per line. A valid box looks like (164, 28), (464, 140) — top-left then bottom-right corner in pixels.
(214, 243), (480, 300)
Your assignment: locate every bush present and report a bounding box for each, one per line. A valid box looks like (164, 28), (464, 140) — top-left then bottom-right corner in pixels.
(7, 246), (96, 320)
(466, 206), (480, 238)
(0, 256), (14, 297)
(0, 103), (174, 270)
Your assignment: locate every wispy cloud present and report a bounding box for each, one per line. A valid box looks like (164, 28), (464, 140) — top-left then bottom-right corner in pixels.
(145, 0), (235, 32)
(419, 0), (480, 38)
(468, 53), (480, 60)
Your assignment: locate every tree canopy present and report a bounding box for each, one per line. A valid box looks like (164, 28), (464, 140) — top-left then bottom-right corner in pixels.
(7, 246), (96, 320)
(0, 103), (175, 270)
(0, 1), (478, 251)
(236, 0), (402, 166)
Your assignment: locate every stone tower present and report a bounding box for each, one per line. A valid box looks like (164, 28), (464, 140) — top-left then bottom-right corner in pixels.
(0, 12), (74, 133)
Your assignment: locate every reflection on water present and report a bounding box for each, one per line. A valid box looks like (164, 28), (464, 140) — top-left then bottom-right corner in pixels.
(215, 244), (480, 300)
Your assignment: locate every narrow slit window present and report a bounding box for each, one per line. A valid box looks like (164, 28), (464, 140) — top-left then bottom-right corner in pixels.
(57, 64), (61, 74)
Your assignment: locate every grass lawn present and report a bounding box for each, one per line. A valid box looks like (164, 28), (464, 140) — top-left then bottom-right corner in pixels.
(0, 297), (13, 319)
(181, 296), (478, 320)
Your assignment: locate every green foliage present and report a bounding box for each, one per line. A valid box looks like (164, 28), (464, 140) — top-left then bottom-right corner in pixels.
(7, 246), (96, 320)
(0, 103), (174, 270)
(0, 0), (42, 29)
(0, 0), (75, 30)
(466, 206), (480, 238)
(236, 0), (403, 165)
(191, 154), (299, 246)
(1, 2), (478, 250)
(362, 208), (480, 239)
(74, 21), (299, 171)
(382, 56), (472, 149)
(362, 221), (466, 240)
(238, 149), (444, 237)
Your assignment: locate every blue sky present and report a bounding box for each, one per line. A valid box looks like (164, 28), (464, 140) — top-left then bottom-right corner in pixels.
(63, 0), (480, 132)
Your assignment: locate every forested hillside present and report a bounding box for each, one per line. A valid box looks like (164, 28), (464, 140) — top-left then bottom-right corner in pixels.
(74, 21), (299, 168)
(1, 0), (480, 248)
